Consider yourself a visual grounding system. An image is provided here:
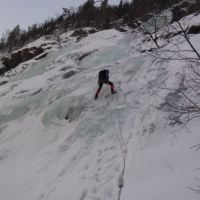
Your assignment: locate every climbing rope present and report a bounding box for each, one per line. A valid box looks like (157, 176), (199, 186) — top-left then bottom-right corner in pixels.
(110, 110), (127, 200)
(110, 81), (127, 200)
(111, 114), (126, 160)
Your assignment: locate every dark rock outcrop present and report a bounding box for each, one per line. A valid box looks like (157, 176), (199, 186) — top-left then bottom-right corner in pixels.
(0, 67), (8, 76)
(187, 24), (200, 34)
(71, 28), (97, 42)
(115, 27), (127, 32)
(62, 70), (76, 79)
(161, 30), (182, 39)
(35, 52), (48, 60)
(0, 80), (7, 86)
(171, 0), (200, 22)
(1, 46), (45, 75)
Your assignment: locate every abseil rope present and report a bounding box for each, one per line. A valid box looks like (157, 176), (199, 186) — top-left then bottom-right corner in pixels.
(110, 81), (127, 200)
(110, 110), (127, 200)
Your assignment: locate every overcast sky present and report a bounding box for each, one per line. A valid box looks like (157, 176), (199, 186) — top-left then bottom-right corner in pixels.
(0, 0), (120, 37)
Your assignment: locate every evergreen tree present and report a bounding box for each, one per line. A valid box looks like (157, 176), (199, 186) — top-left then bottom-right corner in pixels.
(0, 0), (175, 53)
(100, 0), (110, 29)
(6, 25), (21, 52)
(0, 38), (6, 51)
(77, 0), (96, 27)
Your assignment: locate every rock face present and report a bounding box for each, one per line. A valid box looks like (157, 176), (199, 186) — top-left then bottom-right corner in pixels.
(187, 24), (200, 34)
(171, 0), (200, 22)
(0, 46), (45, 76)
(71, 28), (97, 41)
(2, 46), (44, 69)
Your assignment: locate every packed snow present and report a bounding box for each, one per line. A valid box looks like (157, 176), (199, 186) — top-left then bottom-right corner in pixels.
(0, 26), (200, 200)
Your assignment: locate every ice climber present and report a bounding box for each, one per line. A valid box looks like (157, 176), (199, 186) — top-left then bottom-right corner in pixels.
(94, 69), (115, 100)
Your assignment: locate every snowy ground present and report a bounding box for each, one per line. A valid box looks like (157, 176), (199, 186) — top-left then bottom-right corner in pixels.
(0, 28), (200, 200)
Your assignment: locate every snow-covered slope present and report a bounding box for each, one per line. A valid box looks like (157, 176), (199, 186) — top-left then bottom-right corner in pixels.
(0, 28), (199, 200)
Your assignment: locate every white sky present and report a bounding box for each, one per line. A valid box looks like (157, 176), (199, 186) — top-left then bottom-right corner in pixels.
(0, 0), (120, 37)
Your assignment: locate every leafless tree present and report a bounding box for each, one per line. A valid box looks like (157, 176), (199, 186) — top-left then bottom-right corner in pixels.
(158, 60), (200, 124)
(140, 1), (200, 125)
(142, 14), (161, 49)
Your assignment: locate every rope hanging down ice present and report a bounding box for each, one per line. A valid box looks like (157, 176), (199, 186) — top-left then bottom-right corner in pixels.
(110, 84), (127, 200)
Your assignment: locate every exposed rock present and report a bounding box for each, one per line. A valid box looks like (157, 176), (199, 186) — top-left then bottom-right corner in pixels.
(187, 2), (200, 15)
(62, 70), (76, 79)
(1, 46), (45, 73)
(69, 50), (97, 64)
(140, 47), (156, 53)
(41, 42), (57, 47)
(0, 67), (8, 76)
(127, 21), (141, 29)
(0, 80), (7, 86)
(71, 28), (97, 42)
(78, 51), (97, 62)
(161, 30), (182, 39)
(187, 24), (200, 34)
(65, 106), (84, 122)
(115, 27), (127, 32)
(71, 29), (88, 37)
(35, 52), (48, 60)
(87, 29), (97, 34)
(59, 66), (73, 71)
(171, 0), (200, 22)
(30, 88), (43, 96)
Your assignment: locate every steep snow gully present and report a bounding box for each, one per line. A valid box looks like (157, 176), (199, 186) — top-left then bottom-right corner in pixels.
(0, 29), (200, 200)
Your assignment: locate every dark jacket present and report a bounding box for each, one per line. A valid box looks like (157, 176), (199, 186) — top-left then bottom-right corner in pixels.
(98, 69), (109, 82)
